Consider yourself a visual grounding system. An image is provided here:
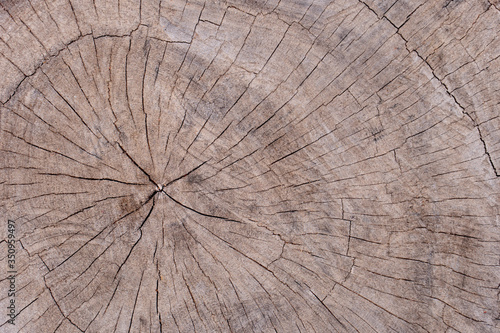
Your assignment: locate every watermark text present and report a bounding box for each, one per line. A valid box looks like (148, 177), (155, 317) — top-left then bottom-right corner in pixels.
(6, 219), (16, 325)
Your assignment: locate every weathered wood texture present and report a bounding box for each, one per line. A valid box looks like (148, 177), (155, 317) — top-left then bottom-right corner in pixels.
(1, 0), (500, 332)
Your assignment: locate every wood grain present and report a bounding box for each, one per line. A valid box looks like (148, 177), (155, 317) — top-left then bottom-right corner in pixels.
(1, 0), (499, 332)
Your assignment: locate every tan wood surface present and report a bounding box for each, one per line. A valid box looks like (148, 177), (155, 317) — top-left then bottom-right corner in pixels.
(1, 0), (500, 332)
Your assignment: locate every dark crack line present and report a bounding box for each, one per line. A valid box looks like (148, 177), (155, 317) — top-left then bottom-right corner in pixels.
(309, 288), (346, 331)
(113, 197), (156, 281)
(37, 172), (149, 186)
(360, 0), (499, 177)
(161, 190), (241, 223)
(163, 160), (208, 187)
(127, 270), (145, 333)
(103, 279), (121, 316)
(50, 190), (155, 273)
(0, 297), (38, 328)
(45, 278), (84, 332)
(116, 142), (157, 184)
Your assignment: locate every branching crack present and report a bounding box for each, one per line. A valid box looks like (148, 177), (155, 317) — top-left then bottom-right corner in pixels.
(360, 0), (499, 177)
(116, 142), (157, 184)
(113, 197), (156, 281)
(1, 23), (146, 105)
(44, 277), (84, 332)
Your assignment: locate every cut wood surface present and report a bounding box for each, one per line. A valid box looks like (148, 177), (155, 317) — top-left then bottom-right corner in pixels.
(1, 0), (500, 332)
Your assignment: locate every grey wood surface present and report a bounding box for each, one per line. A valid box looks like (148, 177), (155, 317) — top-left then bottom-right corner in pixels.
(1, 0), (500, 332)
